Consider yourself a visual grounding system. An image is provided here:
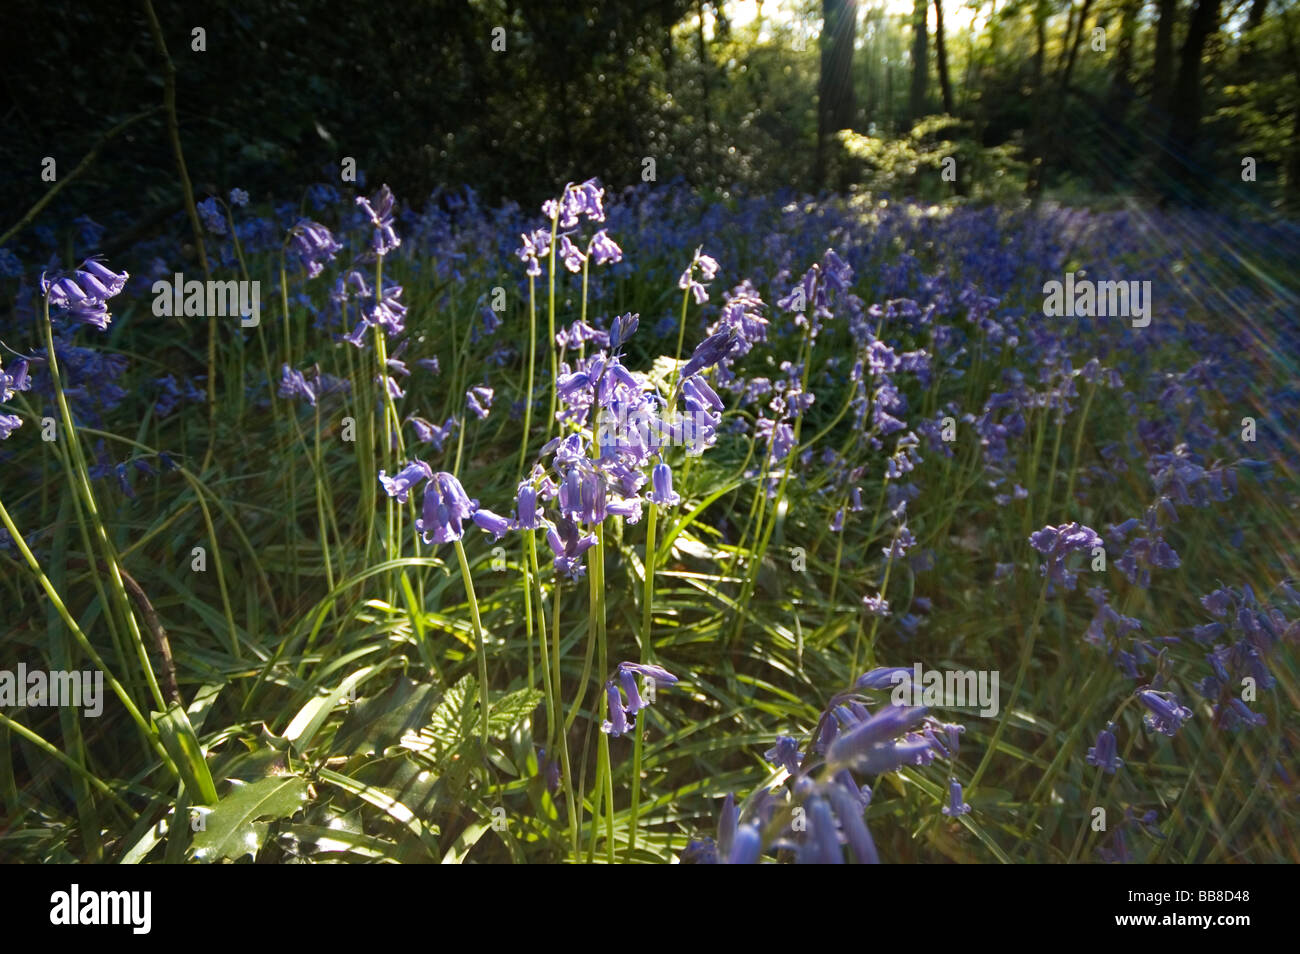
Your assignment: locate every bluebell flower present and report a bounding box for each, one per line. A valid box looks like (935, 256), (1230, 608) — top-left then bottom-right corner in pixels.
(1087, 722), (1124, 773)
(588, 230), (623, 266)
(618, 666), (645, 715)
(798, 795), (843, 864)
(601, 681), (629, 737)
(726, 824), (762, 864)
(356, 184), (401, 257)
(646, 461), (680, 507)
(1137, 689), (1193, 737)
(682, 330), (736, 378)
(1, 358), (31, 403)
(764, 735), (803, 776)
(408, 415), (457, 451)
(855, 667), (911, 691)
(289, 221), (342, 279)
(826, 777), (879, 864)
(279, 364), (318, 406)
(378, 460), (433, 504)
(826, 703), (929, 772)
(619, 662), (678, 686)
(42, 258), (128, 330)
(466, 385), (494, 420)
(416, 471), (478, 545)
(544, 515), (597, 579)
(1029, 522), (1102, 593)
(608, 312), (638, 351)
(197, 197), (227, 235)
(471, 508), (513, 542)
(941, 778), (971, 817)
(862, 593), (891, 617)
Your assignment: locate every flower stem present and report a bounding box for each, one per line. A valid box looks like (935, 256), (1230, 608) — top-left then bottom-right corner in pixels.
(628, 501), (657, 856)
(453, 539), (490, 751)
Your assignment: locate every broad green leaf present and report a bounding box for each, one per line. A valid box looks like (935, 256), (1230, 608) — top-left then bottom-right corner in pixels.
(190, 776), (311, 863)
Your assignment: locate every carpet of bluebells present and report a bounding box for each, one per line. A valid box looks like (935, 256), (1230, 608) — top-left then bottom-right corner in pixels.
(1, 177), (1297, 864)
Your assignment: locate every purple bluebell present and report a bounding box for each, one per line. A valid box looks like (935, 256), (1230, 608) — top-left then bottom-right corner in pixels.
(618, 667), (646, 715)
(764, 735), (803, 776)
(408, 415), (457, 451)
(1137, 689), (1193, 737)
(826, 778), (879, 864)
(416, 471), (478, 545)
(601, 680), (629, 737)
(514, 480), (545, 531)
(588, 230), (623, 266)
(197, 197), (227, 235)
(725, 824), (762, 864)
(558, 234), (586, 273)
(356, 185), (401, 256)
(42, 258), (129, 330)
(608, 312), (638, 351)
(682, 330), (737, 378)
(466, 385), (494, 420)
(862, 593), (891, 617)
(279, 364), (317, 406)
(289, 221), (342, 279)
(799, 795), (843, 864)
(471, 508), (513, 542)
(379, 460), (433, 504)
(826, 703), (929, 772)
(545, 515), (597, 579)
(646, 461), (681, 507)
(855, 667), (912, 691)
(619, 661), (678, 686)
(941, 778), (971, 817)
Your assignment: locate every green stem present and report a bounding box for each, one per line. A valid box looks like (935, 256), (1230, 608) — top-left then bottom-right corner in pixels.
(628, 502), (657, 855)
(453, 539), (490, 750)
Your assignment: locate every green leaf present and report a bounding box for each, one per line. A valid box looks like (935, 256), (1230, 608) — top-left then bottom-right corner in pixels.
(190, 775), (311, 863)
(283, 666), (376, 753)
(487, 688), (544, 736)
(334, 677), (439, 757)
(151, 704), (219, 806)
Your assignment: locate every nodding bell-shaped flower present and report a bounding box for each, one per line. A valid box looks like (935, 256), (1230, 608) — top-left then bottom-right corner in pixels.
(471, 508), (513, 542)
(416, 472), (478, 545)
(601, 681), (629, 737)
(1137, 689), (1193, 737)
(647, 461), (681, 507)
(941, 778), (971, 817)
(1086, 722), (1124, 773)
(378, 459), (433, 504)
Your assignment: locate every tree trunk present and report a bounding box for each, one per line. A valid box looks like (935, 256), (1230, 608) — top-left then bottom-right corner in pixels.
(934, 0), (954, 114)
(1151, 0), (1178, 116)
(1027, 0), (1048, 194)
(1165, 0), (1222, 183)
(1240, 0), (1270, 68)
(815, 0), (858, 189)
(1060, 0), (1094, 92)
(932, 0), (964, 194)
(908, 0), (928, 125)
(1106, 0), (1140, 113)
(697, 1), (714, 185)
